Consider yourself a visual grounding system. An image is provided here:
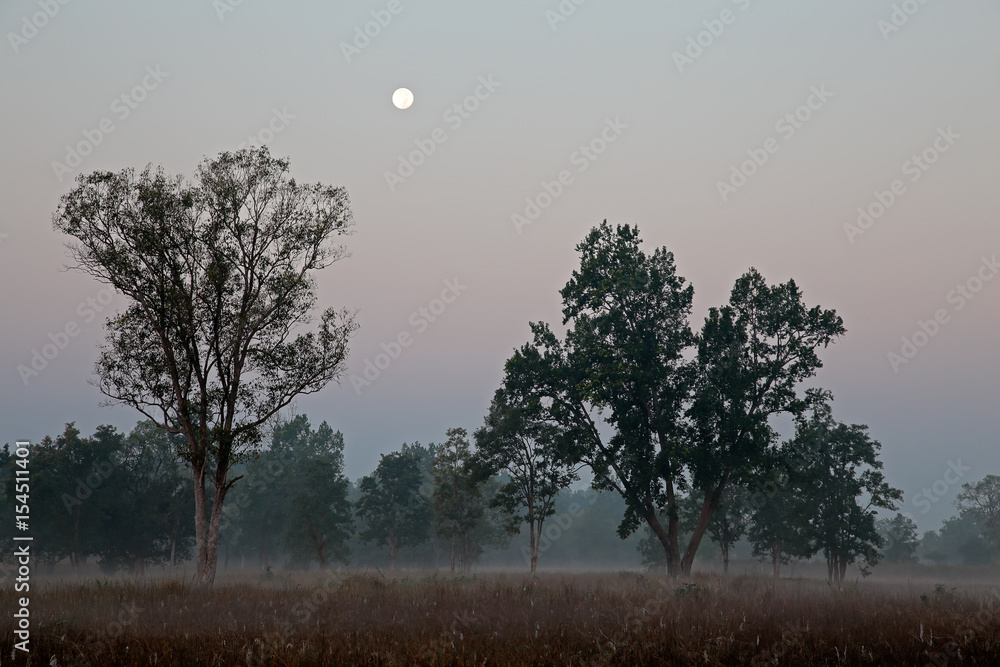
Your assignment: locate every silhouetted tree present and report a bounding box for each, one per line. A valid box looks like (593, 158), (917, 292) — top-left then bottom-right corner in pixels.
(280, 416), (353, 569)
(503, 222), (843, 576)
(474, 388), (578, 573)
(432, 428), (485, 571)
(956, 475), (1000, 557)
(503, 222), (695, 576)
(877, 513), (920, 564)
(356, 446), (430, 569)
(791, 392), (902, 584)
(53, 147), (357, 585)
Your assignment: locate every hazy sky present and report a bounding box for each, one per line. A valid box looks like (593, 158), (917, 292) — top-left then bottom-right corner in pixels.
(2, 0), (998, 532)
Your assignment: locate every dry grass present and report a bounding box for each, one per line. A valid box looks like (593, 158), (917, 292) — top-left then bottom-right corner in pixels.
(3, 571), (999, 665)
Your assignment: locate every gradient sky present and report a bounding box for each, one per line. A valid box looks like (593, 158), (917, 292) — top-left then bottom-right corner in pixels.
(2, 0), (998, 532)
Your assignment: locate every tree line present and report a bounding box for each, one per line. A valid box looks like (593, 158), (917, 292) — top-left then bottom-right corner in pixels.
(2, 414), (996, 577)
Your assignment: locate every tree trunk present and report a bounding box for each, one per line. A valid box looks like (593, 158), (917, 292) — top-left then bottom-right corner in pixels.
(772, 544), (781, 578)
(203, 483), (226, 585)
(193, 460), (227, 587)
(644, 482), (682, 577)
(681, 477), (727, 576)
(193, 461), (210, 583)
(645, 508), (680, 577)
(722, 542), (730, 575)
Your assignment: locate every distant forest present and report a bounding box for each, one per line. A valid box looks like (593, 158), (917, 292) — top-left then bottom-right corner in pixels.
(2, 415), (996, 577)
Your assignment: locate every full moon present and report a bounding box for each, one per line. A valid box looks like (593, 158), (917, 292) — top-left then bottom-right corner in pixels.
(392, 88), (414, 110)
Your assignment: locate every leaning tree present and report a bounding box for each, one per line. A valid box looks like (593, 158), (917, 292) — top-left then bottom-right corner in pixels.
(53, 147), (357, 585)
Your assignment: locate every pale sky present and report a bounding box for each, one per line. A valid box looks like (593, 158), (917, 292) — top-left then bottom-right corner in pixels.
(2, 0), (998, 532)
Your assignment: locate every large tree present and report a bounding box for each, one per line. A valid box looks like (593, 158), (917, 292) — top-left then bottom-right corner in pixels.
(504, 221), (695, 576)
(473, 388), (578, 573)
(682, 270), (845, 575)
(53, 147), (357, 585)
(502, 221), (843, 576)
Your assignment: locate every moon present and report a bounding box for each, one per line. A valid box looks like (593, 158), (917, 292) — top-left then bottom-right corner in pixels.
(392, 88), (414, 110)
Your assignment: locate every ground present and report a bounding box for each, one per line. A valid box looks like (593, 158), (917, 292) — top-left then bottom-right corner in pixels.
(3, 565), (1000, 665)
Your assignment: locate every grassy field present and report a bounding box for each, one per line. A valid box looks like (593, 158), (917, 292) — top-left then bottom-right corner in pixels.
(3, 569), (1000, 666)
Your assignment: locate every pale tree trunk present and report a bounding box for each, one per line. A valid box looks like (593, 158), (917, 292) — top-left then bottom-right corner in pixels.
(204, 483), (226, 585)
(193, 462), (209, 583)
(192, 460), (227, 586)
